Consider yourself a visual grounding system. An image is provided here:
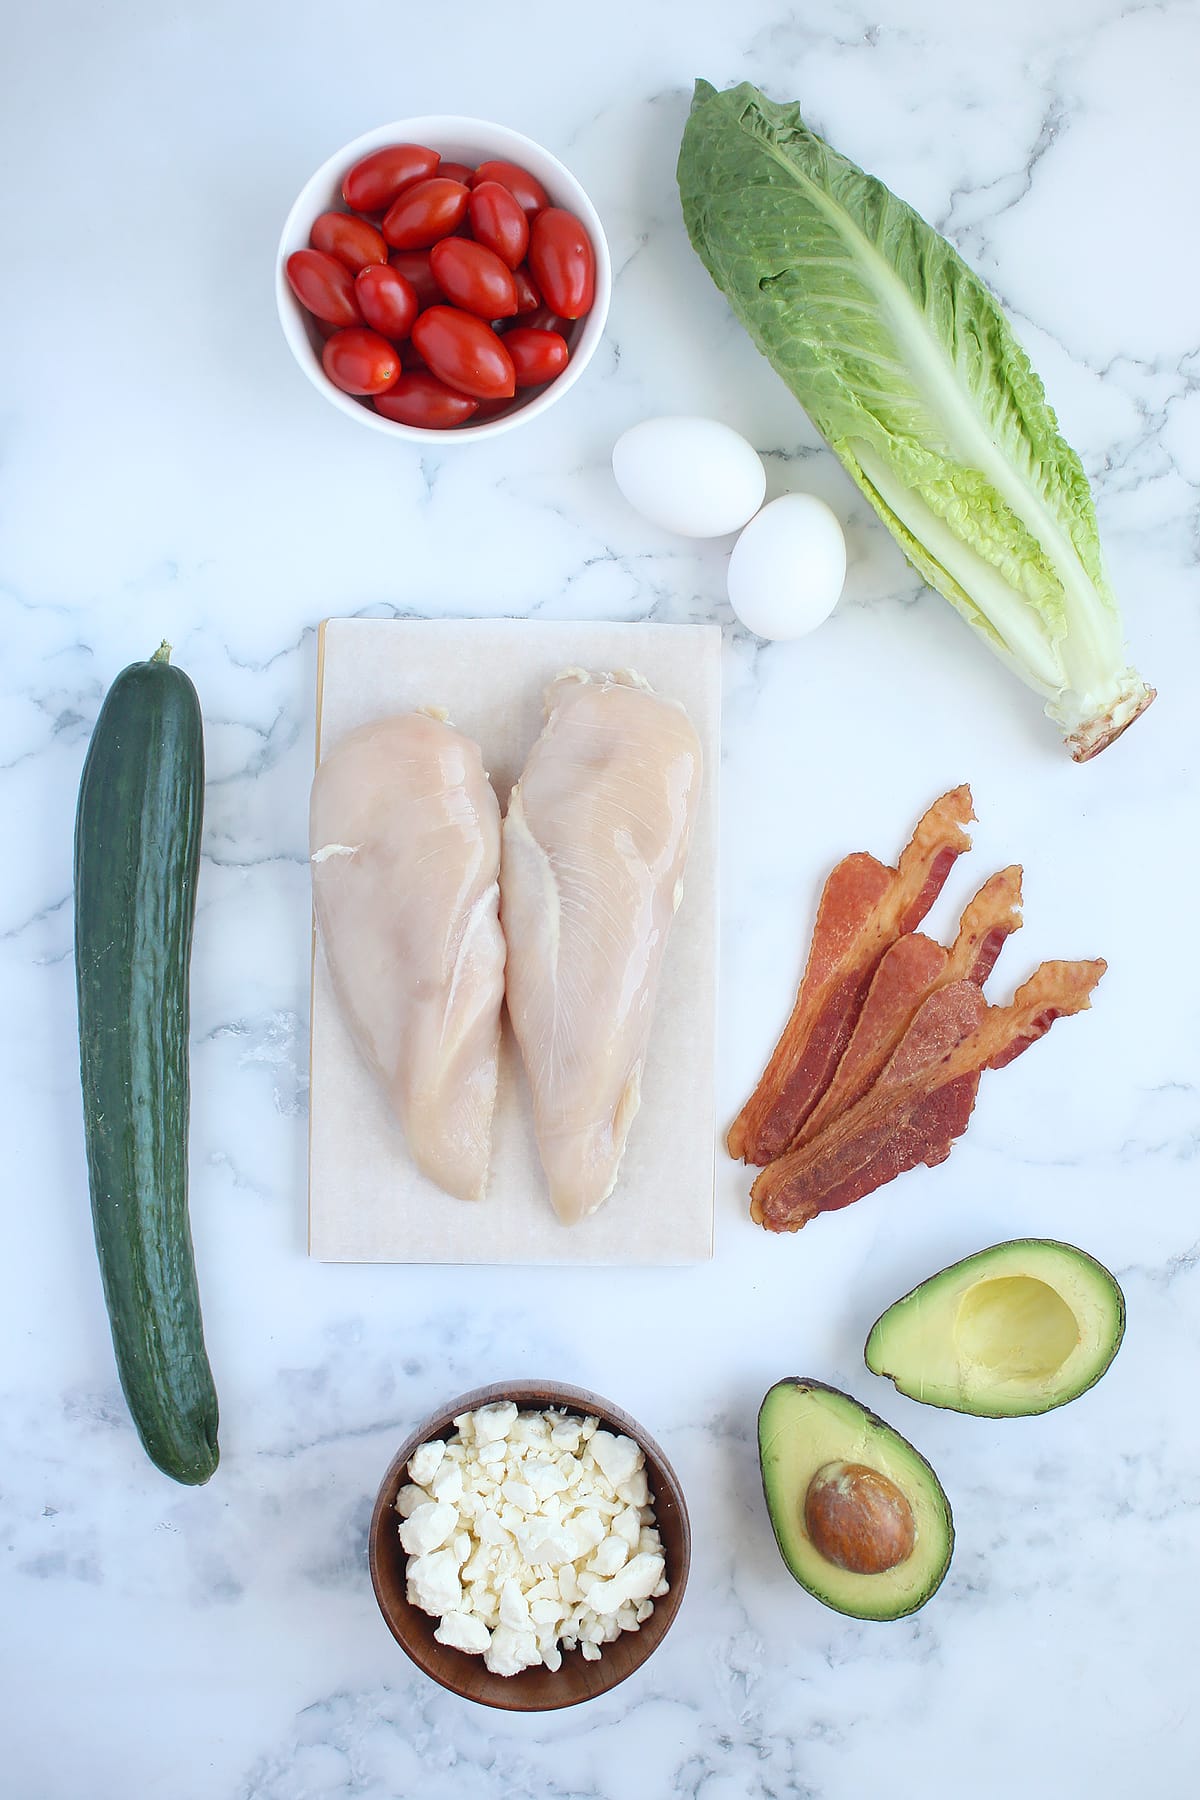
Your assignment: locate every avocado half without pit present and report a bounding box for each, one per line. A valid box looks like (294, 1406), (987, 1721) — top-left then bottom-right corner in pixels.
(758, 1380), (953, 1621)
(865, 1239), (1126, 1418)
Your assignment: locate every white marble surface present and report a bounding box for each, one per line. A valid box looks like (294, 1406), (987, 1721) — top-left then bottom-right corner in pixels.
(4, 1), (1197, 1794)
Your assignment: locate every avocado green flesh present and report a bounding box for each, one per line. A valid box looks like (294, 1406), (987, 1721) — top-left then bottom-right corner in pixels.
(865, 1239), (1125, 1418)
(758, 1380), (953, 1621)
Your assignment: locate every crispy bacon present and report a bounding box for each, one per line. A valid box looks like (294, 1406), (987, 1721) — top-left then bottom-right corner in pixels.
(793, 865), (1024, 1147)
(727, 786), (974, 1166)
(750, 959), (1105, 1233)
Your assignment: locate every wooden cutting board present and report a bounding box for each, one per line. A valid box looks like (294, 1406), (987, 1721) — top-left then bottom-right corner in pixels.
(308, 616), (720, 1265)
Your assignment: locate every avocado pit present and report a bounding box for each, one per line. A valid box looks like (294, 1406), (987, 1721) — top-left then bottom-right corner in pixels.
(804, 1459), (916, 1575)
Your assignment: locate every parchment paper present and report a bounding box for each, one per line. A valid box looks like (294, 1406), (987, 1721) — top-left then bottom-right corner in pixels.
(308, 616), (720, 1264)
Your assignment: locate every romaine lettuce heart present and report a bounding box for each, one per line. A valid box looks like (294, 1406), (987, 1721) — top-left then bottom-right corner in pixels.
(677, 79), (1154, 760)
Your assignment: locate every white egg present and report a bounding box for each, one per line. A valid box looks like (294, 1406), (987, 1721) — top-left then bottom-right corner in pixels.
(727, 493), (847, 640)
(611, 416), (766, 538)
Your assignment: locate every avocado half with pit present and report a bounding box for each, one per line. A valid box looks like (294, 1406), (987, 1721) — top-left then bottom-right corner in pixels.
(865, 1239), (1125, 1418)
(758, 1379), (953, 1621)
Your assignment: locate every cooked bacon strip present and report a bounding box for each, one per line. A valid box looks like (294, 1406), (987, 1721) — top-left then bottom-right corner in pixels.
(795, 865), (1024, 1147)
(796, 932), (950, 1146)
(945, 864), (1023, 986)
(750, 959), (1105, 1233)
(727, 786), (974, 1166)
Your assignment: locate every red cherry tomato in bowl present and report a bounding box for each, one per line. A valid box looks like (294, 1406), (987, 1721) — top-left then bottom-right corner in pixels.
(410, 306), (515, 399)
(285, 249), (362, 326)
(310, 211), (388, 273)
(383, 178), (470, 249)
(511, 266), (542, 315)
(321, 327), (401, 395)
(375, 371), (480, 428)
(342, 143), (439, 213)
(470, 159), (549, 214)
(430, 239), (518, 319)
(436, 160), (475, 185)
(388, 249), (441, 311)
(504, 326), (570, 388)
(528, 209), (595, 320)
(467, 182), (529, 270)
(355, 264), (419, 340)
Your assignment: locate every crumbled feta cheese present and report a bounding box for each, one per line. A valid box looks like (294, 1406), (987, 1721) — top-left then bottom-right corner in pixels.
(498, 1578), (532, 1631)
(395, 1405), (668, 1676)
(485, 1625), (540, 1677)
(434, 1610), (491, 1655)
(407, 1439), (446, 1487)
(616, 1469), (650, 1508)
(613, 1506), (642, 1549)
(398, 1502), (457, 1557)
(590, 1534), (630, 1578)
(429, 1459), (464, 1506)
(472, 1401), (518, 1443)
(589, 1431), (641, 1489)
(406, 1548), (462, 1616)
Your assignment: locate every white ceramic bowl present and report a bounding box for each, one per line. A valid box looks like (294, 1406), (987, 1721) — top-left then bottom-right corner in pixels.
(276, 115), (612, 443)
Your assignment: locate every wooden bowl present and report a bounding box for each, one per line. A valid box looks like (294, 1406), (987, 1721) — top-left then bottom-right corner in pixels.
(368, 1380), (691, 1710)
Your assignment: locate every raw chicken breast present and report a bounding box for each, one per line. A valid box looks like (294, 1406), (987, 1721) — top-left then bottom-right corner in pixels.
(310, 712), (505, 1203)
(501, 671), (702, 1223)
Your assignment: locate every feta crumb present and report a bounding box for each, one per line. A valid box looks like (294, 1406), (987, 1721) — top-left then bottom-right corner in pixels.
(406, 1548), (462, 1617)
(395, 1483), (431, 1519)
(434, 1610), (491, 1655)
(429, 1460), (464, 1506)
(616, 1470), (650, 1508)
(613, 1506), (642, 1549)
(407, 1439), (446, 1487)
(398, 1502), (457, 1557)
(472, 1401), (518, 1443)
(485, 1626), (540, 1677)
(498, 1578), (532, 1632)
(590, 1534), (630, 1578)
(589, 1431), (642, 1489)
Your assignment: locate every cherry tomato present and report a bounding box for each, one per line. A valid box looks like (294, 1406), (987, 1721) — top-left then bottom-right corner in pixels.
(375, 371), (480, 429)
(429, 238), (518, 320)
(437, 160), (475, 185)
(528, 209), (595, 320)
(511, 266), (542, 315)
(411, 306), (515, 399)
(285, 248), (362, 326)
(388, 249), (441, 310)
(471, 394), (518, 421)
(321, 327), (401, 395)
(309, 211), (388, 273)
(382, 178), (470, 249)
(503, 326), (570, 388)
(471, 159), (549, 214)
(355, 264), (419, 340)
(467, 181), (529, 270)
(342, 143), (439, 213)
(522, 303), (573, 338)
(401, 336), (428, 370)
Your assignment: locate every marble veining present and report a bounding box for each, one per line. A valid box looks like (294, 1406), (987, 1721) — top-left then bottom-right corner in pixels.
(3, 0), (1197, 1794)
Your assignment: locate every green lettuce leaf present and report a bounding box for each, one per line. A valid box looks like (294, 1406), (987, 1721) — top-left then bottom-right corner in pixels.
(678, 79), (1153, 759)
